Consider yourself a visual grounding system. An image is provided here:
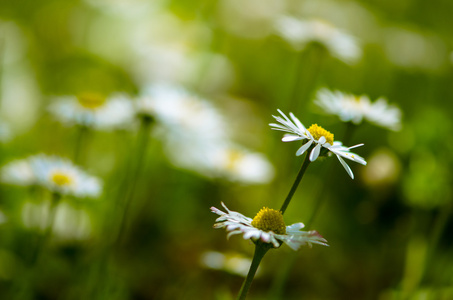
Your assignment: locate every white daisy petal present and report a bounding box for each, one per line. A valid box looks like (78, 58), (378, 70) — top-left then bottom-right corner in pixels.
(296, 140), (313, 156)
(336, 155), (354, 179)
(309, 143), (322, 161)
(282, 135), (304, 142)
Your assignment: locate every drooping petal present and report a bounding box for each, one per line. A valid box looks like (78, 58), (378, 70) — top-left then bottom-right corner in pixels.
(282, 134), (304, 142)
(309, 143), (322, 161)
(296, 140), (313, 156)
(336, 155), (354, 179)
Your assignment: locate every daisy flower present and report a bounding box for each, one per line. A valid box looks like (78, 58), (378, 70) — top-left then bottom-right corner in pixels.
(209, 144), (274, 184)
(29, 155), (102, 198)
(274, 16), (362, 64)
(211, 202), (328, 251)
(314, 88), (402, 131)
(200, 250), (254, 277)
(270, 109), (367, 179)
(49, 93), (135, 130)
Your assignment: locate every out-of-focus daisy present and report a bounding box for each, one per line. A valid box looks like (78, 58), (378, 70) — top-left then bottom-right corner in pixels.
(210, 145), (274, 184)
(274, 16), (362, 64)
(28, 155), (102, 198)
(1, 158), (36, 186)
(270, 109), (367, 179)
(200, 251), (255, 277)
(314, 88), (402, 131)
(211, 202), (328, 250)
(138, 84), (228, 140)
(21, 201), (92, 240)
(49, 93), (135, 130)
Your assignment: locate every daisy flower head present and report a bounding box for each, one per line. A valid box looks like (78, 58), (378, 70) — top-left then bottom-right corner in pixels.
(29, 155), (102, 198)
(270, 109), (367, 179)
(49, 93), (135, 130)
(314, 88), (402, 131)
(211, 202), (328, 251)
(274, 16), (362, 64)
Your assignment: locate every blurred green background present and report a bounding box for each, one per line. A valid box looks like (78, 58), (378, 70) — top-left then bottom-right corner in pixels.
(0, 0), (452, 299)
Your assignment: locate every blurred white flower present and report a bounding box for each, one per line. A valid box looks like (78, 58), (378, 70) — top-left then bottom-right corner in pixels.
(139, 84), (228, 140)
(29, 155), (102, 198)
(139, 84), (274, 183)
(21, 201), (92, 240)
(49, 93), (135, 130)
(270, 109), (366, 179)
(211, 202), (328, 250)
(314, 88), (402, 131)
(210, 145), (274, 184)
(1, 158), (36, 186)
(169, 142), (274, 184)
(274, 17), (362, 64)
(200, 251), (254, 277)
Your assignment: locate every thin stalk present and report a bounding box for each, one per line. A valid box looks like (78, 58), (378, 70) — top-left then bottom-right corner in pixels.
(74, 125), (90, 165)
(115, 117), (152, 245)
(280, 153), (311, 214)
(306, 122), (357, 228)
(288, 44), (327, 113)
(269, 122), (358, 299)
(29, 192), (62, 266)
(421, 204), (452, 284)
(237, 243), (270, 300)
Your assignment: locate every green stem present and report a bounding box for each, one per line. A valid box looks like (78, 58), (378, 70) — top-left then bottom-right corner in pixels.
(237, 243), (270, 300)
(74, 125), (90, 165)
(288, 44), (326, 113)
(269, 123), (355, 299)
(306, 122), (357, 228)
(280, 153), (311, 215)
(29, 192), (62, 266)
(115, 117), (152, 245)
(421, 204), (452, 284)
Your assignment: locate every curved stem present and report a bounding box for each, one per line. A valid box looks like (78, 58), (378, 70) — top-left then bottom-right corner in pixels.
(280, 154), (311, 215)
(237, 243), (270, 300)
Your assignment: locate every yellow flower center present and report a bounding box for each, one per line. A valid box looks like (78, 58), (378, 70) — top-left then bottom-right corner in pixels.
(77, 93), (106, 109)
(307, 124), (334, 145)
(225, 149), (244, 171)
(251, 207), (286, 235)
(51, 172), (73, 187)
